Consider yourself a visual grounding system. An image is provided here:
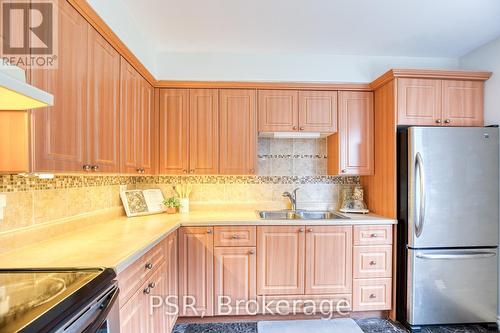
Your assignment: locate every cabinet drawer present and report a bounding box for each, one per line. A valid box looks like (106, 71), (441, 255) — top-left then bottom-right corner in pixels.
(353, 246), (392, 278)
(353, 278), (391, 311)
(354, 225), (392, 245)
(118, 239), (165, 307)
(214, 226), (256, 247)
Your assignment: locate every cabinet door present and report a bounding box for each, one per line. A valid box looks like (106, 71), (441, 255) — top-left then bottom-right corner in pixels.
(0, 112), (29, 173)
(159, 89), (189, 174)
(219, 89), (257, 174)
(120, 57), (140, 173)
(31, 0), (88, 172)
(189, 89), (219, 174)
(139, 79), (154, 174)
(442, 80), (484, 126)
(179, 227), (214, 317)
(148, 262), (168, 333)
(257, 226), (305, 295)
(258, 90), (298, 132)
(87, 26), (120, 173)
(298, 91), (338, 132)
(331, 91), (374, 175)
(397, 78), (442, 125)
(214, 247), (256, 315)
(305, 226), (352, 294)
(120, 286), (148, 333)
(166, 231), (178, 331)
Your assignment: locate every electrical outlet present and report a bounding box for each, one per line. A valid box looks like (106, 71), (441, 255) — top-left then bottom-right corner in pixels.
(119, 185), (127, 193)
(0, 194), (6, 221)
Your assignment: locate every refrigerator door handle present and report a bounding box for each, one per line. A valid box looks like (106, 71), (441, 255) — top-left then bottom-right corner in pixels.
(416, 251), (497, 260)
(414, 152), (426, 238)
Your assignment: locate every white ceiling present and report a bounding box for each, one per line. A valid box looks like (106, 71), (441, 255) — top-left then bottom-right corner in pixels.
(116, 0), (500, 57)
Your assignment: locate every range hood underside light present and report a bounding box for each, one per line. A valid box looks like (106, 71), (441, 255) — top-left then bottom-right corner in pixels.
(0, 65), (54, 110)
(259, 132), (327, 139)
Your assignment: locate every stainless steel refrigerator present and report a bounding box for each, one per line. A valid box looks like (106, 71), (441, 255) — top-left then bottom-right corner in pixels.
(397, 126), (499, 331)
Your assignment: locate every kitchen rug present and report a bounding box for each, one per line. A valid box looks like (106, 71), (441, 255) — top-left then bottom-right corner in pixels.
(257, 318), (364, 333)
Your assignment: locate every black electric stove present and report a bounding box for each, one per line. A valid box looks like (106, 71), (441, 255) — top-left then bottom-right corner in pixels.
(0, 268), (118, 333)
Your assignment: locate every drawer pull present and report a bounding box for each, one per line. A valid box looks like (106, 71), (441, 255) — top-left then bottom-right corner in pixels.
(145, 263), (153, 270)
(369, 294), (376, 299)
(369, 261), (377, 266)
(232, 234), (240, 239)
(207, 229), (212, 234)
(148, 282), (156, 289)
(307, 228), (313, 232)
(369, 233), (379, 238)
(299, 228), (304, 233)
(143, 287), (151, 294)
(249, 250), (255, 255)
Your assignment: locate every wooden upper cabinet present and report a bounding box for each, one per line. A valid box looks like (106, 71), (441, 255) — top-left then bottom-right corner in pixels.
(258, 90), (298, 132)
(219, 89), (257, 175)
(138, 79), (154, 174)
(31, 0), (88, 172)
(328, 91), (374, 176)
(397, 78), (442, 126)
(442, 80), (483, 126)
(214, 247), (256, 315)
(257, 226), (305, 295)
(87, 27), (120, 173)
(305, 226), (352, 294)
(120, 57), (140, 173)
(189, 89), (219, 174)
(178, 227), (214, 317)
(298, 91), (338, 132)
(0, 112), (29, 173)
(159, 89), (189, 174)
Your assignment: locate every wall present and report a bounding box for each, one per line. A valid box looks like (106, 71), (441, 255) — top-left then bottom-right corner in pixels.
(155, 52), (458, 82)
(460, 36), (500, 125)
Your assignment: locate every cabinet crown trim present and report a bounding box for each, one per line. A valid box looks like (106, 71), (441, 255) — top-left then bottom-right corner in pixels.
(371, 69), (492, 90)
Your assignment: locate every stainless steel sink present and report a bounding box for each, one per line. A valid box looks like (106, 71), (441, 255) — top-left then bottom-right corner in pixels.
(257, 210), (349, 220)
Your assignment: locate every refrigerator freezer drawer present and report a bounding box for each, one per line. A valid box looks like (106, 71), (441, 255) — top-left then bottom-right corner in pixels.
(407, 248), (498, 325)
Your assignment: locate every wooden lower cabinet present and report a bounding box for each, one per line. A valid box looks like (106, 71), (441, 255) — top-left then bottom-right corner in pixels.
(214, 247), (256, 315)
(305, 226), (352, 294)
(178, 227), (214, 317)
(257, 226), (305, 295)
(118, 232), (178, 333)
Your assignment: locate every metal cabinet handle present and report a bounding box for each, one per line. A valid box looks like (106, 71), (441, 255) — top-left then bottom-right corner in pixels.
(182, 169), (187, 174)
(189, 169), (194, 174)
(148, 282), (156, 289)
(299, 228), (304, 233)
(369, 233), (379, 238)
(145, 262), (153, 270)
(91, 165), (99, 171)
(83, 165), (91, 171)
(435, 119), (442, 124)
(207, 229), (212, 234)
(299, 127), (304, 131)
(369, 294), (376, 299)
(232, 234), (240, 239)
(249, 168), (255, 173)
(143, 287), (151, 294)
(414, 152), (426, 238)
(444, 119), (451, 124)
(292, 126), (298, 130)
(136, 168), (142, 173)
(307, 228), (313, 232)
(369, 261), (377, 266)
(341, 169), (346, 173)
(249, 250), (255, 255)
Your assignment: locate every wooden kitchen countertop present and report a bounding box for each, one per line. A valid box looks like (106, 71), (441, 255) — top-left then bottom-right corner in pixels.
(0, 210), (396, 273)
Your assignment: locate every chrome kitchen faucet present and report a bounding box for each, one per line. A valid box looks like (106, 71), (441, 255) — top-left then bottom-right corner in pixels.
(282, 188), (299, 211)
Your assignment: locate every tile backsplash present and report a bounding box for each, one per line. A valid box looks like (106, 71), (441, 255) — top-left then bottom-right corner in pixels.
(257, 138), (328, 176)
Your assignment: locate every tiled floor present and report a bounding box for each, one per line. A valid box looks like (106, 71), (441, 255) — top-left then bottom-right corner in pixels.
(173, 318), (500, 333)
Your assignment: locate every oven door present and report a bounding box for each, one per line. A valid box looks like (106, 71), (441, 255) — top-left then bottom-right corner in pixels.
(55, 283), (120, 333)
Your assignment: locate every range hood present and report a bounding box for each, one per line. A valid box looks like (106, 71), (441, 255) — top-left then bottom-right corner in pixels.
(0, 63), (53, 110)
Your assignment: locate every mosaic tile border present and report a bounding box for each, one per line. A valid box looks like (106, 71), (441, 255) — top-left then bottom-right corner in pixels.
(1, 174), (359, 192)
(0, 174), (140, 192)
(257, 154), (327, 159)
(140, 175), (359, 185)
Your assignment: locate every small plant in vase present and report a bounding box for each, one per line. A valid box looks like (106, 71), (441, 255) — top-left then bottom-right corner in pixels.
(163, 197), (180, 214)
